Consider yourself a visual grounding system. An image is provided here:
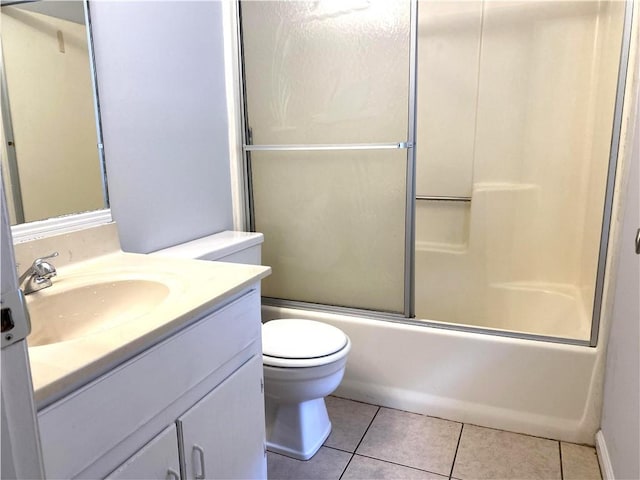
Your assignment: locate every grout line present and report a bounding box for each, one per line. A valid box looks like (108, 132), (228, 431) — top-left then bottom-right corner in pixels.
(449, 423), (465, 480)
(330, 395), (380, 408)
(337, 452), (355, 480)
(342, 399), (463, 428)
(353, 406), (381, 454)
(323, 445), (357, 455)
(461, 420), (563, 443)
(329, 397), (467, 432)
(355, 452), (451, 478)
(338, 406), (381, 480)
(559, 441), (564, 480)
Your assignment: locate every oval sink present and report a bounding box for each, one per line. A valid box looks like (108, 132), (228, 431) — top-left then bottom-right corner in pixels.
(27, 279), (170, 347)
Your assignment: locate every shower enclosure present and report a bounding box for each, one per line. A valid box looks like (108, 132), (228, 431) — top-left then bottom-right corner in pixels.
(238, 0), (631, 345)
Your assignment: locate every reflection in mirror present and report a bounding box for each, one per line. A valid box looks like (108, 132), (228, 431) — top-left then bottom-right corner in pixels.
(1, 0), (107, 226)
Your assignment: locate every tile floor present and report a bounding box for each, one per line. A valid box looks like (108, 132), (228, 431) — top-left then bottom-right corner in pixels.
(267, 396), (602, 480)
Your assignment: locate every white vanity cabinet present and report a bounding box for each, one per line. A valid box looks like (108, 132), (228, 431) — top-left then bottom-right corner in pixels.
(36, 287), (267, 480)
(106, 425), (181, 480)
(107, 355), (265, 480)
(178, 355), (266, 480)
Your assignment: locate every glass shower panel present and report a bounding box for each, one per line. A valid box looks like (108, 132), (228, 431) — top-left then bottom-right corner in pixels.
(251, 149), (407, 313)
(240, 0), (410, 145)
(413, 0), (626, 341)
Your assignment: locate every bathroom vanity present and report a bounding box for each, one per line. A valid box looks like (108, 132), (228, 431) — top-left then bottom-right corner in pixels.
(16, 225), (271, 479)
(37, 287), (266, 479)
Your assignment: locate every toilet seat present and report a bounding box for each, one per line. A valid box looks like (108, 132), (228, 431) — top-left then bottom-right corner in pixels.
(262, 319), (351, 368)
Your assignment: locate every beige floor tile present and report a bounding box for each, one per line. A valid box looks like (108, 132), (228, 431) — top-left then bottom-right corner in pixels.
(356, 407), (462, 476)
(266, 446), (351, 480)
(452, 425), (561, 480)
(342, 455), (449, 480)
(324, 396), (379, 452)
(561, 442), (602, 480)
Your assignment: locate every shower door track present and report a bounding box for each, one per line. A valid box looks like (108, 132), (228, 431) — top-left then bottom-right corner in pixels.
(261, 296), (592, 347)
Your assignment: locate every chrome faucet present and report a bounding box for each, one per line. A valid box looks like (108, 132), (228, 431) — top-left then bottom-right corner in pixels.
(19, 252), (59, 295)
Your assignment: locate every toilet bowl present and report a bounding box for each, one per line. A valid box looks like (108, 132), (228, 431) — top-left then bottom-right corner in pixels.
(262, 319), (351, 460)
(152, 231), (351, 460)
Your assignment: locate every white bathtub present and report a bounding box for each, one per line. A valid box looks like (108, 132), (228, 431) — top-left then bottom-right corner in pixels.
(415, 278), (591, 341)
(262, 304), (602, 445)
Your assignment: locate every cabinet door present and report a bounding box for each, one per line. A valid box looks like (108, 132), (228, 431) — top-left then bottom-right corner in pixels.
(178, 355), (266, 480)
(105, 424), (180, 480)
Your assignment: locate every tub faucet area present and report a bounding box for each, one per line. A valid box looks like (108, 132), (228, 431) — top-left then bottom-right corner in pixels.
(19, 251), (59, 295)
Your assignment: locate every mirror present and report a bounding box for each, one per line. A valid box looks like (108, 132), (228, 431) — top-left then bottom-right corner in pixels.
(0, 0), (107, 226)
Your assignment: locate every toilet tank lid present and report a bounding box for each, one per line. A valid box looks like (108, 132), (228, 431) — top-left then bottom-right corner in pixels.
(262, 319), (348, 359)
(151, 231), (263, 260)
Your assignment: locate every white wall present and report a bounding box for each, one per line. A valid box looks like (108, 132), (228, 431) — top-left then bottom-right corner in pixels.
(89, 1), (233, 253)
(600, 91), (639, 480)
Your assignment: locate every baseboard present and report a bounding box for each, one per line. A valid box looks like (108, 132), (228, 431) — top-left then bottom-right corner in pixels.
(596, 430), (615, 480)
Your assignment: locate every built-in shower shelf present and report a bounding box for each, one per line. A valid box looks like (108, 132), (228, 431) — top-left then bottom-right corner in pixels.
(416, 240), (468, 254)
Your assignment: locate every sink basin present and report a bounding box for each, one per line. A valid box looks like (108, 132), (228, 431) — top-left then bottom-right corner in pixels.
(27, 279), (170, 347)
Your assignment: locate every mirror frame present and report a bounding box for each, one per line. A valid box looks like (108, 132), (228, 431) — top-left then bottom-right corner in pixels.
(10, 209), (111, 243)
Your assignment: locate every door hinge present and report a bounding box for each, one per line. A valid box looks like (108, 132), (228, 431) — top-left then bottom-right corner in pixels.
(1, 289), (30, 349)
(260, 377), (264, 394)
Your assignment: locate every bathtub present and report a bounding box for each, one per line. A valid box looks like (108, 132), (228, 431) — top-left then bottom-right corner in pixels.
(262, 304), (602, 445)
(415, 277), (592, 341)
(413, 183), (595, 342)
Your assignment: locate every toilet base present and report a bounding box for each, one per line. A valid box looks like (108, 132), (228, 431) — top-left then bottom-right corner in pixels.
(265, 397), (332, 461)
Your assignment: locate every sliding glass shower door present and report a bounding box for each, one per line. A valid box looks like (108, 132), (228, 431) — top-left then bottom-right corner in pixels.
(240, 1), (412, 313)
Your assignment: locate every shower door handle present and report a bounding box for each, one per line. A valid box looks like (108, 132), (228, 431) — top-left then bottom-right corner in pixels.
(635, 228), (640, 254)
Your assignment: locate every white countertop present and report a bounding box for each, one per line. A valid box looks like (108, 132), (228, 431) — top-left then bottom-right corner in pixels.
(27, 251), (270, 408)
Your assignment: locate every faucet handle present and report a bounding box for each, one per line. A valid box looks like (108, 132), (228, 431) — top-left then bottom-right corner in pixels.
(35, 252), (59, 262)
(32, 251), (59, 278)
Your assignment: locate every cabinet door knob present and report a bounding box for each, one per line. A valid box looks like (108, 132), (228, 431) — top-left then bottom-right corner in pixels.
(193, 444), (206, 480)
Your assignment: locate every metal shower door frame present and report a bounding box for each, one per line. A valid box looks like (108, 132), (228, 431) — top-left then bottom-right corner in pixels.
(235, 0), (636, 347)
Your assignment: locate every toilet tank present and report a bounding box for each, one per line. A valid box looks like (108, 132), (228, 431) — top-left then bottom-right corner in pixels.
(151, 231), (263, 265)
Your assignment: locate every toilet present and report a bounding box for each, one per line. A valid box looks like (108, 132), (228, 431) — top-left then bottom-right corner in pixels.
(152, 231), (351, 460)
(261, 318), (350, 460)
